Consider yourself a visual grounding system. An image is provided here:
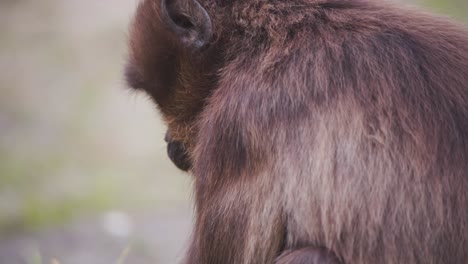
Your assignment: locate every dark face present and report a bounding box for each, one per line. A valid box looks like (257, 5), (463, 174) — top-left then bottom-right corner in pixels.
(126, 0), (219, 172)
(165, 131), (191, 171)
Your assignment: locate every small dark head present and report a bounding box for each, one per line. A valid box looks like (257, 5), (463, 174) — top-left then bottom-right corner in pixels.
(125, 0), (224, 171)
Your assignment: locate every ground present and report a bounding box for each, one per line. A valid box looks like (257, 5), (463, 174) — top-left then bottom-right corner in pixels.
(0, 208), (191, 264)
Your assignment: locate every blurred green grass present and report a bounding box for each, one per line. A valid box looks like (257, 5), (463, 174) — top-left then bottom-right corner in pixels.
(423, 0), (468, 19)
(0, 0), (190, 232)
(0, 0), (466, 233)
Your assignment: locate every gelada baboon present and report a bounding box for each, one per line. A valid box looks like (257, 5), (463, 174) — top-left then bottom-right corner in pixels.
(125, 0), (468, 263)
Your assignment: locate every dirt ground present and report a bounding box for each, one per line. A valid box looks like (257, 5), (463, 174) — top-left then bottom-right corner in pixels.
(0, 208), (192, 264)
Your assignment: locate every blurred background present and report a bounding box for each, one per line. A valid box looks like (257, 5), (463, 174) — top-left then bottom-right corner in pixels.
(0, 0), (466, 263)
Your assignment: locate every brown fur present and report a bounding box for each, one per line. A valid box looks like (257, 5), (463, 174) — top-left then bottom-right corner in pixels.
(275, 247), (341, 264)
(126, 0), (468, 263)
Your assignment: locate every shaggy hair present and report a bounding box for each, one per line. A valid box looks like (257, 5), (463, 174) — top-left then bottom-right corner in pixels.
(126, 0), (468, 263)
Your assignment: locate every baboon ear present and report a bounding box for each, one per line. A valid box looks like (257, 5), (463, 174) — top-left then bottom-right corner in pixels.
(161, 0), (213, 48)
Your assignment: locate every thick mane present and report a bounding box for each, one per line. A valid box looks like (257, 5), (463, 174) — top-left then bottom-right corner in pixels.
(193, 2), (468, 263)
(127, 0), (468, 263)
